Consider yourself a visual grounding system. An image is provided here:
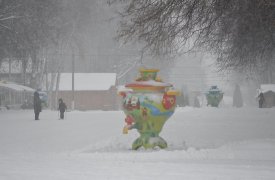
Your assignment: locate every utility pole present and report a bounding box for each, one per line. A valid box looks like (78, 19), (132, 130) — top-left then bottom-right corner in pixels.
(72, 45), (75, 110)
(8, 58), (12, 105)
(45, 59), (48, 92)
(8, 58), (11, 81)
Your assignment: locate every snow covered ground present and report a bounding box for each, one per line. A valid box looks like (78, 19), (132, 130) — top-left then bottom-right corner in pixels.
(1, 107), (275, 180)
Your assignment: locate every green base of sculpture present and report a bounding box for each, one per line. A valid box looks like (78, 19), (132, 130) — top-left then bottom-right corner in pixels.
(132, 133), (167, 150)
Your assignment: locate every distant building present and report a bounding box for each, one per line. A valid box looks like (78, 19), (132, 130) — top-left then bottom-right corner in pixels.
(55, 73), (118, 111)
(258, 84), (275, 108)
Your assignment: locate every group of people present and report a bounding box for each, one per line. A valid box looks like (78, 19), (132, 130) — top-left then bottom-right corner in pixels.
(33, 90), (67, 120)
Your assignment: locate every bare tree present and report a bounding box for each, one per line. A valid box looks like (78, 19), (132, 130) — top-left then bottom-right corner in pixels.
(112, 0), (275, 75)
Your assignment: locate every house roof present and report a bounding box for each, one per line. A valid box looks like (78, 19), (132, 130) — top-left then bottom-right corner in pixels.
(260, 84), (275, 93)
(58, 73), (116, 91)
(0, 81), (35, 92)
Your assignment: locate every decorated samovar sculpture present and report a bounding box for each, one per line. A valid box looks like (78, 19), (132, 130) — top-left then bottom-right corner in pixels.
(118, 68), (180, 150)
(205, 85), (223, 107)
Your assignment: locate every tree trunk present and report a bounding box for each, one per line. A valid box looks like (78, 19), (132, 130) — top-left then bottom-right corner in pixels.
(30, 51), (38, 88)
(22, 58), (27, 86)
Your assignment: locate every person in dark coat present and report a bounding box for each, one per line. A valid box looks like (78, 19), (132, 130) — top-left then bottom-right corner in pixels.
(33, 91), (42, 120)
(258, 92), (265, 108)
(58, 98), (67, 119)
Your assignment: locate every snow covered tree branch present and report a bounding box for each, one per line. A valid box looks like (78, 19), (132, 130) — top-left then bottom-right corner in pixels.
(114, 0), (275, 73)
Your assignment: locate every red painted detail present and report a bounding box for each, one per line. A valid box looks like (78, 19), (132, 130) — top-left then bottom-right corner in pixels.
(125, 115), (134, 125)
(119, 92), (126, 98)
(162, 93), (176, 109)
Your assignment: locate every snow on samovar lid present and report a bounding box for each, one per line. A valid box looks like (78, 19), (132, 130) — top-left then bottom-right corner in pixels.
(125, 68), (172, 91)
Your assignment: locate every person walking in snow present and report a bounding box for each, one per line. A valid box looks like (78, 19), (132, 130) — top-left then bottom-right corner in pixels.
(33, 91), (42, 120)
(58, 98), (67, 119)
(258, 92), (265, 108)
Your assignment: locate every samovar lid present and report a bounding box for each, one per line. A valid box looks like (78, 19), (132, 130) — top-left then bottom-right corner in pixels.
(125, 80), (172, 91)
(124, 68), (172, 91)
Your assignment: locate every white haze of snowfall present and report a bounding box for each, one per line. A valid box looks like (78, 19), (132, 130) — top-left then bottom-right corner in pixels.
(1, 106), (275, 180)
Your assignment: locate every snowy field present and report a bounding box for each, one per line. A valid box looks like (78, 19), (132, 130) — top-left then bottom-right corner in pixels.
(1, 107), (275, 180)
